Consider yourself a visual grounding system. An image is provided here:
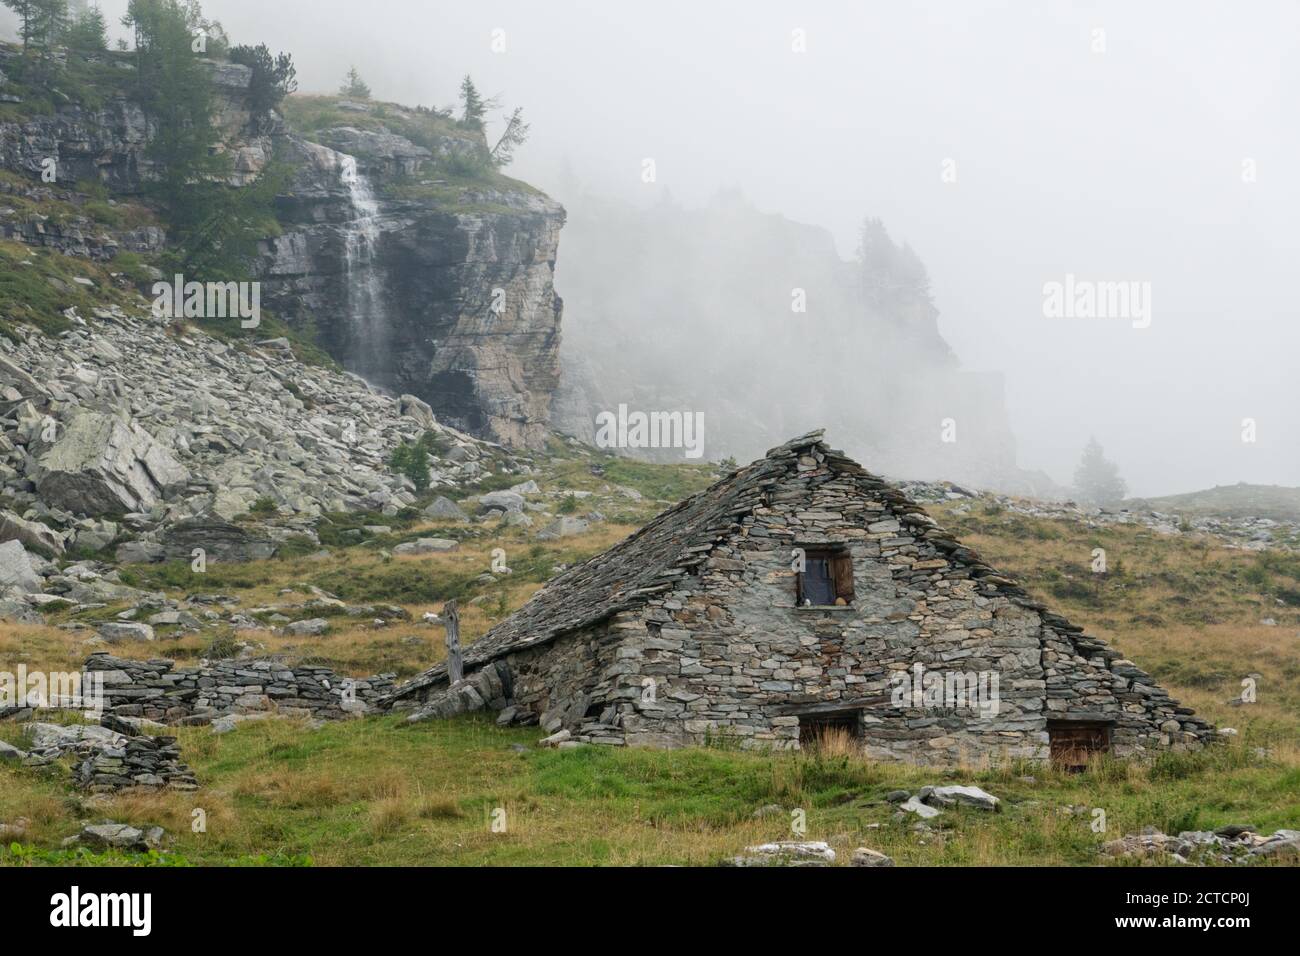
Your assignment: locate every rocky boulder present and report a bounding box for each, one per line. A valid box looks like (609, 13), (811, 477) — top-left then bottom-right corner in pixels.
(0, 598), (44, 624)
(0, 539), (42, 593)
(35, 411), (190, 516)
(724, 841), (836, 867)
(424, 496), (468, 521)
(116, 541), (165, 564)
(851, 847), (895, 867)
(922, 785), (1001, 812)
(392, 537), (458, 555)
(0, 740), (27, 762)
(399, 394), (438, 430)
(161, 514), (276, 563)
(66, 822), (166, 852)
(96, 622), (155, 644)
(479, 491), (524, 513)
(0, 510), (66, 555)
(537, 516), (589, 539)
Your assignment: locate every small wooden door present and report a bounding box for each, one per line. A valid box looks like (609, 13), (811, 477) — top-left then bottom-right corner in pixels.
(1048, 722), (1111, 772)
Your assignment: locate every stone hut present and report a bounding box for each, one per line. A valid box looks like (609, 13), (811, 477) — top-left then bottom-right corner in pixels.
(387, 431), (1215, 766)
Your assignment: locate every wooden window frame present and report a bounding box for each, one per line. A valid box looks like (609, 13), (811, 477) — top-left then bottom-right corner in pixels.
(796, 546), (855, 607)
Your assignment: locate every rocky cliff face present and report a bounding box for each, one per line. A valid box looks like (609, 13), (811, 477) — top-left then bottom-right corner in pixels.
(0, 46), (566, 450)
(0, 49), (275, 192)
(257, 122), (565, 449)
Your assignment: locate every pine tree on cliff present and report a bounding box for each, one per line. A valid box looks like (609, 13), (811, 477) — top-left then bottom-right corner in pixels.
(3, 0), (67, 56)
(340, 65), (370, 100)
(230, 43), (297, 125)
(65, 3), (108, 51)
(857, 216), (934, 315)
(490, 107), (530, 167)
(123, 0), (221, 179)
(122, 0), (278, 281)
(1074, 437), (1128, 506)
(2, 1), (33, 49)
(459, 75), (487, 130)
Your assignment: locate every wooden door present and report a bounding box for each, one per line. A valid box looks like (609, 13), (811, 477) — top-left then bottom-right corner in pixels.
(1049, 722), (1111, 771)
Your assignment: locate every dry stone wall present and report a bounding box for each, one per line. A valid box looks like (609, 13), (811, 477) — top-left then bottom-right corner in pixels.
(85, 652), (395, 724)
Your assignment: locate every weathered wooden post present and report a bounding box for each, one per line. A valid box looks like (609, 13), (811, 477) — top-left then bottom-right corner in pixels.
(444, 600), (464, 684)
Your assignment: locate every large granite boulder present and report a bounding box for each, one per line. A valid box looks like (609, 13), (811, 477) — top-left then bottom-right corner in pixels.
(0, 539), (43, 593)
(0, 510), (66, 555)
(161, 514), (276, 563)
(424, 496), (468, 521)
(399, 394), (438, 430)
(35, 411), (190, 516)
(479, 490), (524, 513)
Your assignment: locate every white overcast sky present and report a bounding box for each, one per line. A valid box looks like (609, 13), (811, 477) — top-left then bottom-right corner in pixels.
(10, 1), (1298, 495)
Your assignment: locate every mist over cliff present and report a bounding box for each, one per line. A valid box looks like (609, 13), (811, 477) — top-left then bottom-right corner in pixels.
(551, 188), (1055, 494)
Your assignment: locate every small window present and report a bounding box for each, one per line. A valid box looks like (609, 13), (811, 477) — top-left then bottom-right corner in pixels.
(1048, 721), (1112, 772)
(797, 547), (854, 607)
(798, 710), (862, 747)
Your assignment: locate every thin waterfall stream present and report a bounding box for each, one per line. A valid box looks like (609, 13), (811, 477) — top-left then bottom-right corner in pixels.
(339, 154), (390, 383)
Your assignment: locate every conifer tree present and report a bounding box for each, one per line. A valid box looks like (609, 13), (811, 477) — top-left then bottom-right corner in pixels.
(1074, 437), (1128, 505)
(340, 65), (370, 100)
(458, 74), (486, 130)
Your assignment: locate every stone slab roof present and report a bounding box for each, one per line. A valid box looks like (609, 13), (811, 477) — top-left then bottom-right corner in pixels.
(388, 431), (840, 701)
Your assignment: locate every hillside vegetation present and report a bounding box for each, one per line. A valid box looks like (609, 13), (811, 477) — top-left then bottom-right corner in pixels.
(2, 452), (1297, 867)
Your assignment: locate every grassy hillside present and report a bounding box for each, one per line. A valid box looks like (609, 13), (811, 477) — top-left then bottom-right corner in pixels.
(1127, 484), (1300, 523)
(3, 713), (1291, 867)
(0, 239), (148, 338)
(1, 458), (1297, 867)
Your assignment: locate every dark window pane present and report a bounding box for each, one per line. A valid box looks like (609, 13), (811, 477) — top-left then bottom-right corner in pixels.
(803, 558), (836, 605)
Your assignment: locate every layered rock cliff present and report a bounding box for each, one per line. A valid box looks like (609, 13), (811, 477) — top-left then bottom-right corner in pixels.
(257, 110), (565, 448)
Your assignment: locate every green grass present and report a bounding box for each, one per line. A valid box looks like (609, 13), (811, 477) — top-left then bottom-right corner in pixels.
(0, 240), (141, 338)
(0, 171), (157, 231)
(0, 44), (139, 121)
(2, 715), (1295, 867)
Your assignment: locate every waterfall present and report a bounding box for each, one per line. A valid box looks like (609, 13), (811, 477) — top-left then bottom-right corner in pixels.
(339, 155), (389, 384)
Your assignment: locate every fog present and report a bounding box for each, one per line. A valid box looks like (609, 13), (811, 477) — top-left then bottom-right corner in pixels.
(14, 1), (1298, 495)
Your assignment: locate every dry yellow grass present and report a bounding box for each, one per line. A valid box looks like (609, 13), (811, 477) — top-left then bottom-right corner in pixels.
(0, 519), (644, 683)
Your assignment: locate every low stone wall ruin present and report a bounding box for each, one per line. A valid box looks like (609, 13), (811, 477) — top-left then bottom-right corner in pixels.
(83, 653), (396, 725)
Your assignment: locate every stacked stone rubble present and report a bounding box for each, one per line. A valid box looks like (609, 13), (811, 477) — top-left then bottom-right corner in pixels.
(11, 719), (197, 794)
(75, 732), (198, 794)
